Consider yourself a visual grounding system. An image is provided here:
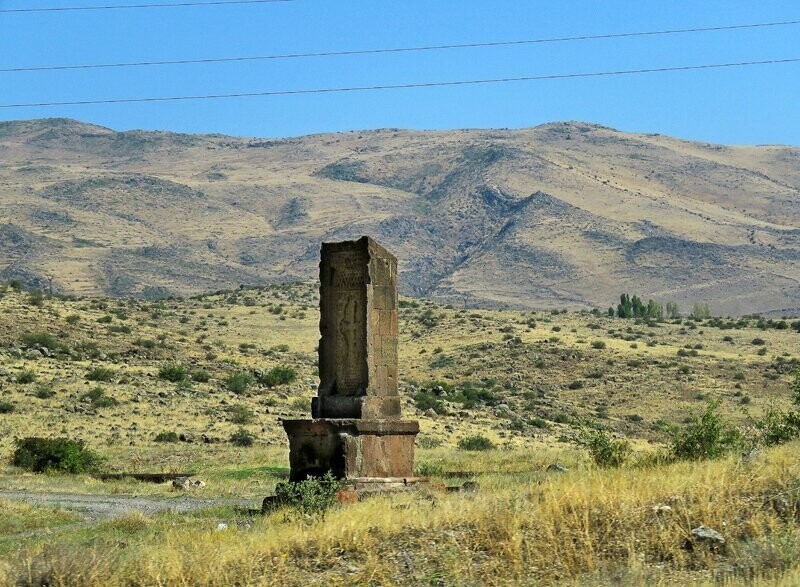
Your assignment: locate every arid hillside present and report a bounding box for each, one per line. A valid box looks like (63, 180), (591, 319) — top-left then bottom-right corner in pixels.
(0, 118), (798, 315)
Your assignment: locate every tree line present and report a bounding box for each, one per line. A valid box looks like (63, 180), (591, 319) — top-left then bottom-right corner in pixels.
(609, 294), (711, 320)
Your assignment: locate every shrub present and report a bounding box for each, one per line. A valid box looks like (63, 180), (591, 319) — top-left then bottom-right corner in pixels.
(158, 363), (188, 382)
(580, 429), (630, 468)
(229, 428), (255, 447)
(154, 431), (180, 443)
(86, 366), (116, 382)
(255, 366), (297, 387)
(273, 472), (339, 518)
(755, 409), (800, 446)
(450, 382), (498, 408)
(34, 385), (55, 399)
(73, 341), (100, 359)
(413, 392), (446, 415)
(591, 340), (607, 349)
(80, 386), (118, 409)
(414, 461), (445, 477)
(227, 404), (255, 425)
(289, 397), (309, 411)
(21, 332), (64, 352)
(226, 371), (254, 394)
(416, 436), (443, 449)
(27, 290), (45, 307)
(429, 354), (454, 369)
(190, 369), (211, 383)
(0, 401), (15, 414)
(457, 435), (495, 451)
(65, 314), (80, 325)
(671, 400), (741, 460)
(12, 437), (101, 473)
(17, 368), (38, 384)
(792, 368), (800, 408)
(567, 380), (585, 390)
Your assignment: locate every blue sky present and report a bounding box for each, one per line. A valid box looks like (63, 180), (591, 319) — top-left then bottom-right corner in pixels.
(1, 0), (798, 143)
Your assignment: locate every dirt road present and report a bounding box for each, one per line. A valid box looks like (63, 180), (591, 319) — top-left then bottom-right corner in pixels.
(0, 490), (259, 520)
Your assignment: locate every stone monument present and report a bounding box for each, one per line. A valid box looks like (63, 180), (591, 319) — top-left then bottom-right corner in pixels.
(282, 236), (419, 483)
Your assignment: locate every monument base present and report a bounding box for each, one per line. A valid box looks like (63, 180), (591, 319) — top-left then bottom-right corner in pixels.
(282, 419), (419, 482)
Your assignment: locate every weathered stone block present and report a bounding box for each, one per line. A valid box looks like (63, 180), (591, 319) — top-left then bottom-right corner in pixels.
(314, 236), (400, 419)
(283, 419), (419, 482)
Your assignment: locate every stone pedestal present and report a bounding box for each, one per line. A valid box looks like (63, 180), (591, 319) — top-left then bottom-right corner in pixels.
(284, 236), (418, 483)
(283, 419), (419, 482)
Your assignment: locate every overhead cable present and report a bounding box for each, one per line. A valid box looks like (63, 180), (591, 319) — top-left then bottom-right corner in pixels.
(3, 19), (799, 73)
(1, 57), (797, 109)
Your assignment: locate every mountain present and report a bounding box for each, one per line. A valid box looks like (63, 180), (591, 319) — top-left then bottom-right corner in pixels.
(0, 117), (798, 315)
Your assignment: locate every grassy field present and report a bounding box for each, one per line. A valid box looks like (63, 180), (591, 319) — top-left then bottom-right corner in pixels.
(0, 282), (798, 585)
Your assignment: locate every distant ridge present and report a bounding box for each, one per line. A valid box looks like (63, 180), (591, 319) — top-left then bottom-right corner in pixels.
(0, 118), (798, 315)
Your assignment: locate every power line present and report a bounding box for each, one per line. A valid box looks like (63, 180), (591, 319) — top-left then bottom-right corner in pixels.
(1, 57), (797, 109)
(3, 19), (799, 73)
(0, 0), (292, 13)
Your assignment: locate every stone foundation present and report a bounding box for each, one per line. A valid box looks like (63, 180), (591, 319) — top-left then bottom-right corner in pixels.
(282, 419), (419, 482)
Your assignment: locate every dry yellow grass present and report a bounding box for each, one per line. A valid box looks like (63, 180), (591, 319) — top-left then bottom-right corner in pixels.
(1, 444), (799, 585)
(0, 283), (798, 585)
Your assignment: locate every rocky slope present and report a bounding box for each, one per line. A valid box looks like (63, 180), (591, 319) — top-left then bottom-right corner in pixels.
(0, 118), (798, 315)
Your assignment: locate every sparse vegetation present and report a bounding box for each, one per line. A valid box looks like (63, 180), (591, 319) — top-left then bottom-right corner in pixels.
(158, 362), (188, 382)
(86, 366), (116, 382)
(12, 437), (101, 473)
(273, 471), (339, 517)
(229, 428), (255, 447)
(226, 371), (254, 394)
(0, 283), (798, 585)
(671, 400), (741, 460)
(457, 435), (495, 451)
(255, 365), (297, 387)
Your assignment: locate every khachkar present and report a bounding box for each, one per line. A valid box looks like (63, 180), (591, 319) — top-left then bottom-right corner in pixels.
(283, 236), (419, 483)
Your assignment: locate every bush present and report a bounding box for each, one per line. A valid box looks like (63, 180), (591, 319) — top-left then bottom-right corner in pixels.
(190, 369), (211, 383)
(457, 435), (495, 451)
(227, 404), (255, 424)
(413, 392), (446, 415)
(154, 431), (180, 443)
(27, 290), (45, 307)
(80, 386), (118, 409)
(0, 401), (15, 414)
(755, 409), (800, 446)
(158, 363), (188, 382)
(416, 436), (443, 449)
(791, 368), (800, 408)
(12, 437), (102, 473)
(86, 366), (116, 382)
(65, 314), (80, 325)
(580, 429), (630, 468)
(414, 461), (445, 477)
(591, 340), (607, 349)
(34, 384), (55, 399)
(134, 338), (157, 350)
(226, 371), (254, 394)
(229, 428), (255, 447)
(17, 369), (38, 384)
(273, 472), (339, 518)
(671, 400), (741, 460)
(289, 396), (309, 411)
(255, 366), (297, 387)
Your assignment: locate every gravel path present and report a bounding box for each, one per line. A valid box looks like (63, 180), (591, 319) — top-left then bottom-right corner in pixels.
(0, 490), (259, 520)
